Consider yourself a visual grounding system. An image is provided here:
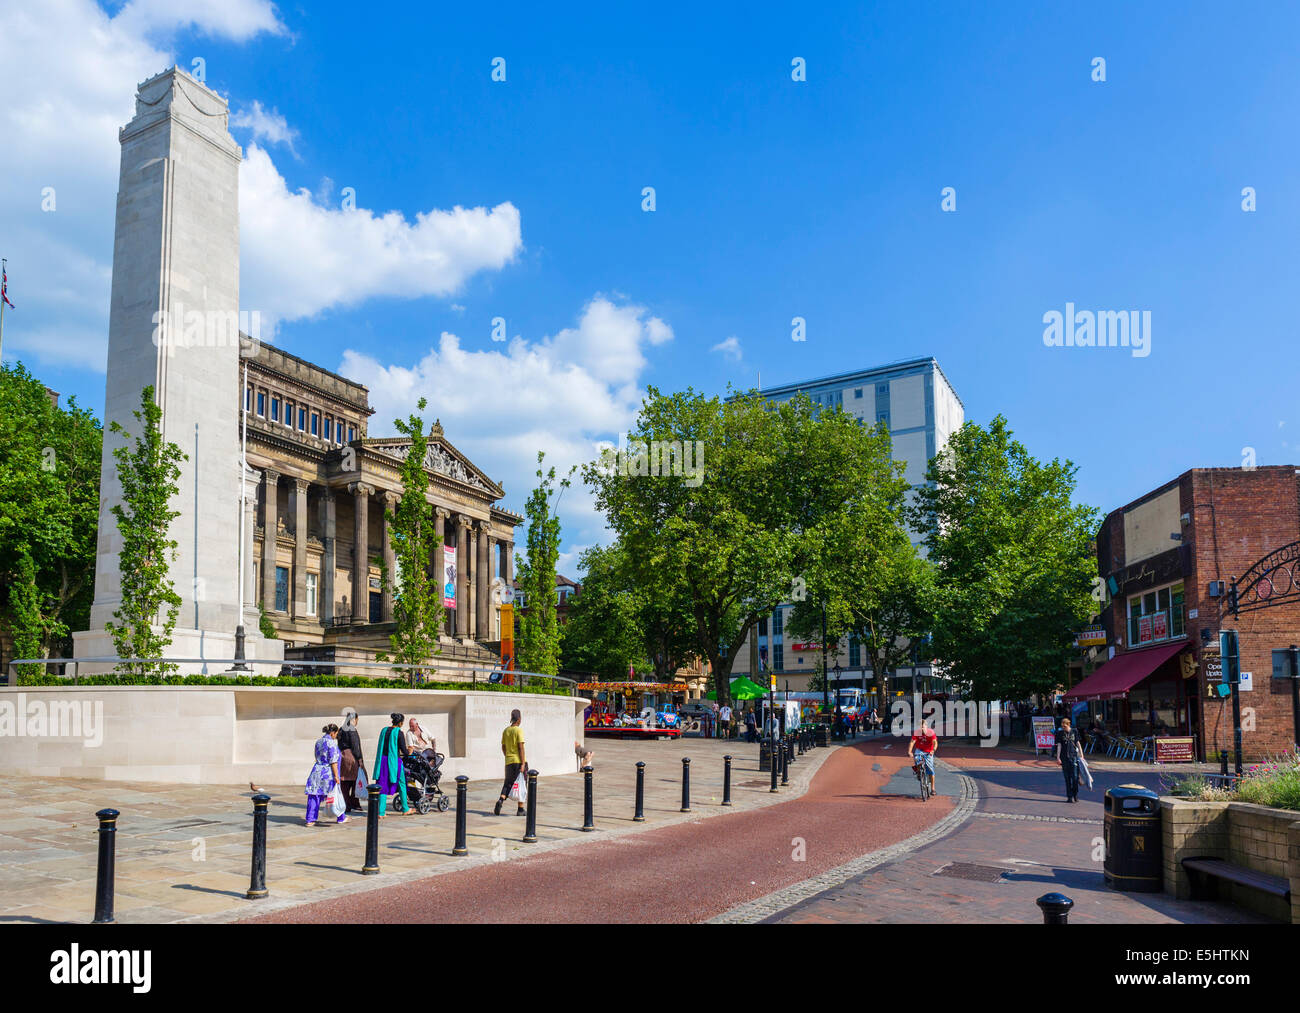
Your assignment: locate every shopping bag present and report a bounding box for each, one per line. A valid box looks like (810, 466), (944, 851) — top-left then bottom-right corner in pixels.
(330, 783), (347, 818)
(1077, 752), (1095, 791)
(508, 771), (528, 804)
(355, 766), (368, 798)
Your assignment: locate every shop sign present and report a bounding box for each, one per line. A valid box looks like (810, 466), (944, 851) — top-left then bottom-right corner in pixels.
(1074, 625), (1107, 648)
(1155, 736), (1196, 762)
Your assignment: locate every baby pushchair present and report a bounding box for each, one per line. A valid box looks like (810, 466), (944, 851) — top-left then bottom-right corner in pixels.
(403, 750), (450, 813)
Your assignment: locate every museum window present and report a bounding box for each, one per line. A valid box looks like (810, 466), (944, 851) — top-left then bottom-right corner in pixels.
(275, 566), (289, 612)
(244, 385), (252, 412)
(324, 418), (333, 442)
(347, 425), (356, 442)
(311, 412), (319, 437)
(271, 397), (280, 423)
(284, 401), (294, 428)
(306, 573), (317, 616)
(1127, 581), (1186, 647)
(256, 391), (265, 417)
(298, 407), (306, 431)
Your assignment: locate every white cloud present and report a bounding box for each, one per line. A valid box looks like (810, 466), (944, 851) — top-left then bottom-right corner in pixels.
(231, 100), (299, 157)
(711, 335), (742, 361)
(239, 145), (522, 328)
(0, 0), (522, 373)
(340, 296), (672, 559)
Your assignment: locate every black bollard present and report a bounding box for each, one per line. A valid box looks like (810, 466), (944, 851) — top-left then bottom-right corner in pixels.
(770, 736), (780, 792)
(452, 775), (469, 856)
(1036, 892), (1074, 924)
(680, 757), (692, 813)
(92, 808), (119, 924)
(246, 793), (270, 899)
(523, 769), (539, 843)
(582, 765), (595, 831)
(781, 741), (790, 786)
(1220, 749), (1229, 782)
(787, 733), (796, 764)
(634, 761), (646, 822)
(722, 755), (733, 806)
(362, 782), (381, 873)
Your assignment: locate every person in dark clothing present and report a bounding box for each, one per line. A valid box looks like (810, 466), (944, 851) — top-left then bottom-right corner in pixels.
(337, 709), (365, 813)
(745, 709), (758, 744)
(1055, 717), (1082, 802)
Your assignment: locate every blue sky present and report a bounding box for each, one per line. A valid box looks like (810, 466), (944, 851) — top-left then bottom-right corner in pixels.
(3, 1), (1299, 570)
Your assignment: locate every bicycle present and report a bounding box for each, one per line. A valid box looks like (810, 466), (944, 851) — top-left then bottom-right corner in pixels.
(913, 757), (932, 801)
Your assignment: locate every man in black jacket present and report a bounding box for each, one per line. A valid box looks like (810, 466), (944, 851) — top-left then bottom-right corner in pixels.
(1055, 717), (1082, 803)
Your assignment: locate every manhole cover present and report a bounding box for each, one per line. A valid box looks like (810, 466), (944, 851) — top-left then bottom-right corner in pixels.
(738, 780), (771, 788)
(932, 862), (1006, 883)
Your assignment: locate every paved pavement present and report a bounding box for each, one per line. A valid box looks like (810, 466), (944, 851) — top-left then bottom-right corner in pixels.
(769, 744), (1268, 924)
(0, 734), (841, 924)
(248, 733), (951, 923)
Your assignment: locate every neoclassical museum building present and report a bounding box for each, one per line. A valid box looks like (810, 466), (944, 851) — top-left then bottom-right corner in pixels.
(242, 339), (520, 673)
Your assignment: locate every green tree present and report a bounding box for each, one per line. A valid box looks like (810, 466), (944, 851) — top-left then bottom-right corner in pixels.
(103, 385), (186, 677)
(909, 415), (1099, 700)
(787, 419), (930, 717)
(0, 362), (102, 674)
(516, 452), (574, 675)
(380, 398), (444, 682)
(584, 387), (876, 709)
(560, 539), (699, 681)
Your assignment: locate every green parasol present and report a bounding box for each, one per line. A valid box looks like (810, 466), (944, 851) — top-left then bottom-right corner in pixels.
(706, 676), (769, 700)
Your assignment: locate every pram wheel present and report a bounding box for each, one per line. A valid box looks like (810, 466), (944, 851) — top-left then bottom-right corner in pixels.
(436, 794), (450, 812)
(416, 794), (435, 815)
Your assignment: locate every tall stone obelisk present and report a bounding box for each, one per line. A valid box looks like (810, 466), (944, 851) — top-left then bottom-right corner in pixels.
(75, 67), (280, 673)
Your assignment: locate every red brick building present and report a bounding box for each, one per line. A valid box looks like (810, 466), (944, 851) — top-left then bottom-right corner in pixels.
(1068, 466), (1300, 761)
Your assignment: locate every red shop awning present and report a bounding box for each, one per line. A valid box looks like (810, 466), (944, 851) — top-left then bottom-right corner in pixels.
(1063, 641), (1188, 701)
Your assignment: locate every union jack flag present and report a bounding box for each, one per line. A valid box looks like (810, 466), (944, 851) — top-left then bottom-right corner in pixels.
(1, 264), (12, 309)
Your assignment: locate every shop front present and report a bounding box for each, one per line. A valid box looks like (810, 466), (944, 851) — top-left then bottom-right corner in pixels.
(1063, 641), (1201, 757)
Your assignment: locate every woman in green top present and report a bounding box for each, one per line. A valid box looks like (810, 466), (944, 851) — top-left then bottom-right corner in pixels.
(494, 708), (526, 816)
(374, 712), (411, 818)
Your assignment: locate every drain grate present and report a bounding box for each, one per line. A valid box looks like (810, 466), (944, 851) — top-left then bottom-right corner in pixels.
(932, 862), (1006, 883)
(738, 779), (772, 788)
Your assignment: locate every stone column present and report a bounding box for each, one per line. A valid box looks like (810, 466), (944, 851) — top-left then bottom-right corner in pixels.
(292, 478), (309, 619)
(434, 508), (449, 634)
(476, 525), (491, 639)
(501, 540), (513, 587)
(261, 469), (280, 612)
(319, 487), (336, 624)
(382, 490), (400, 622)
(349, 482), (374, 622)
(456, 515), (472, 638)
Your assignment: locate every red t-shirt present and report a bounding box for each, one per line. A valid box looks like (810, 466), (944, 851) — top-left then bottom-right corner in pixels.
(910, 728), (938, 753)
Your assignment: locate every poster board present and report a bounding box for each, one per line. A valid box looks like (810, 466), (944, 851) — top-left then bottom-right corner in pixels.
(1032, 716), (1057, 755)
(442, 545), (456, 609)
(1154, 736), (1195, 763)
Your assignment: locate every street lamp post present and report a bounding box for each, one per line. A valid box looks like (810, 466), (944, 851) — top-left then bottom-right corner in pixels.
(833, 663), (842, 739)
(820, 601), (828, 711)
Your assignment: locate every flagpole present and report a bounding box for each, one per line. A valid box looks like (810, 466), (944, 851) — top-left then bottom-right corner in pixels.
(232, 354), (250, 670)
(1, 258), (7, 363)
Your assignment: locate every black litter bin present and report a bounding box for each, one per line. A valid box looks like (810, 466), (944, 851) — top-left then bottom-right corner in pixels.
(815, 725), (829, 748)
(1103, 784), (1162, 892)
(758, 742), (772, 771)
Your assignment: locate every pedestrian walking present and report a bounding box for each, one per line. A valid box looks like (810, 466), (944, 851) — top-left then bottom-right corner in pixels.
(718, 703), (733, 740)
(495, 708), (527, 816)
(1055, 717), (1082, 803)
(337, 708), (365, 814)
(305, 724), (348, 827)
(745, 708), (758, 743)
(374, 712), (410, 819)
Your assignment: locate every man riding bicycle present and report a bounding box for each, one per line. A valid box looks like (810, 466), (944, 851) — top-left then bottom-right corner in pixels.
(908, 718), (938, 797)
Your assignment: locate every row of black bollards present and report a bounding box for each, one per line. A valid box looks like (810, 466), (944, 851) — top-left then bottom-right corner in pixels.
(90, 751), (765, 921)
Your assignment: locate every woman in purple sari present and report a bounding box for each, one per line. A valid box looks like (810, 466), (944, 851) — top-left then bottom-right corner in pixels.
(305, 724), (348, 826)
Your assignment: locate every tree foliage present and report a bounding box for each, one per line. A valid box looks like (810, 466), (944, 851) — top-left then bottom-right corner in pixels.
(584, 387), (885, 707)
(516, 452), (573, 676)
(380, 398), (444, 682)
(103, 385), (186, 677)
(0, 362), (102, 675)
(909, 415), (1098, 700)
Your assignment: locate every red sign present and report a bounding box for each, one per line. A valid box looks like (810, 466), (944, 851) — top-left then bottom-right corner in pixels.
(1138, 616), (1153, 643)
(1155, 736), (1196, 763)
(789, 642), (825, 651)
(1152, 612), (1167, 640)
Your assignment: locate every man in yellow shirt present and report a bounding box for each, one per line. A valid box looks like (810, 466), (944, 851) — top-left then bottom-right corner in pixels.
(495, 709), (527, 816)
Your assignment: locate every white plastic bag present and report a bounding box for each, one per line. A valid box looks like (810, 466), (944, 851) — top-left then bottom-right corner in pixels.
(508, 771), (528, 804)
(330, 782), (347, 818)
(355, 766), (368, 799)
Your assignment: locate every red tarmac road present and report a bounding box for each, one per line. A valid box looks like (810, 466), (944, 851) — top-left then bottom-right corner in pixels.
(248, 740), (953, 923)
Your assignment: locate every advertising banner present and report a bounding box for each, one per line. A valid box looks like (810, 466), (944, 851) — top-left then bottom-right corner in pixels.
(443, 544), (456, 609)
(1155, 736), (1196, 762)
(1032, 716), (1057, 752)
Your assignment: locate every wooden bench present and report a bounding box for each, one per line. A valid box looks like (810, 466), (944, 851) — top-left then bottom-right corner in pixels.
(1182, 857), (1291, 903)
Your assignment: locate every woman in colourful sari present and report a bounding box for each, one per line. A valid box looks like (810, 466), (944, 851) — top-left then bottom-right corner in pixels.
(375, 712), (410, 818)
(305, 724), (348, 826)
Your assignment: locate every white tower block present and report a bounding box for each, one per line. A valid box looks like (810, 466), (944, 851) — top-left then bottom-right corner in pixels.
(75, 67), (280, 673)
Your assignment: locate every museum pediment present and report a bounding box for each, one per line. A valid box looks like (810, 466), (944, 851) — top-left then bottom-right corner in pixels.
(368, 433), (498, 494)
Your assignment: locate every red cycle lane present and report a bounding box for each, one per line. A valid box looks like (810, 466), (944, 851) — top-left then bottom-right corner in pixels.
(246, 738), (953, 924)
